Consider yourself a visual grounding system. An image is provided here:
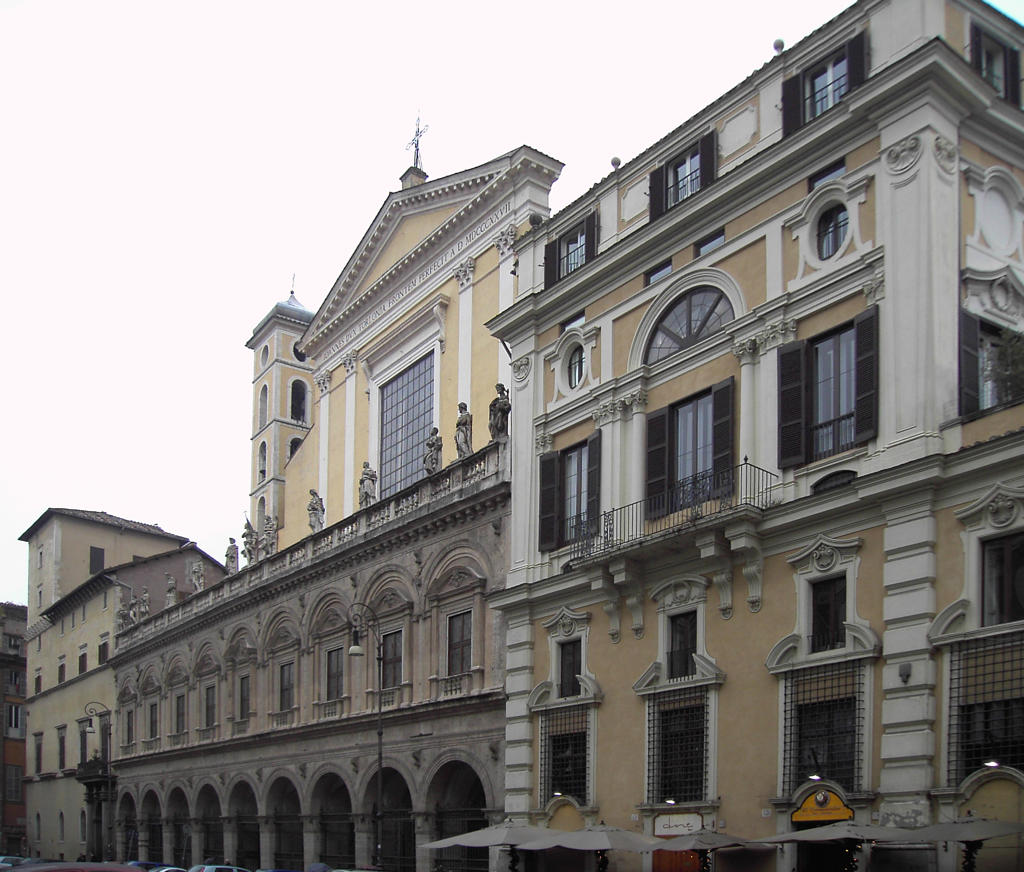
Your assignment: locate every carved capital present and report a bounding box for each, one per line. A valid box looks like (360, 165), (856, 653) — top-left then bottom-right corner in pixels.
(732, 337), (759, 365)
(494, 223), (517, 258)
(454, 257), (476, 290)
(314, 370), (332, 393)
(733, 319), (797, 361)
(535, 432), (553, 454)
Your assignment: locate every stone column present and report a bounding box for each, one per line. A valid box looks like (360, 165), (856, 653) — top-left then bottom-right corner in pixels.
(733, 339), (758, 469)
(414, 810), (433, 872)
(258, 816), (274, 869)
(189, 818), (204, 866)
(302, 814), (318, 871)
(221, 816), (237, 867)
(137, 824), (150, 862)
(455, 257), (475, 410)
(161, 819), (174, 866)
(354, 815), (374, 869)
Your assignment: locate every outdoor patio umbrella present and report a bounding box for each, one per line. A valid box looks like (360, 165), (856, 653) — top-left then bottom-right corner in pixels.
(756, 821), (918, 843)
(421, 818), (553, 872)
(654, 829), (753, 872)
(656, 829), (749, 851)
(518, 823), (662, 872)
(914, 819), (1024, 872)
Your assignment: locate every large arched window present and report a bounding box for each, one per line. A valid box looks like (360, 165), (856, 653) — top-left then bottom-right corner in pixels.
(645, 286), (735, 364)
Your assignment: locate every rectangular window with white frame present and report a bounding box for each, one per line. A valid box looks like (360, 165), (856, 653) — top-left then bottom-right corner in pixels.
(540, 705), (589, 804)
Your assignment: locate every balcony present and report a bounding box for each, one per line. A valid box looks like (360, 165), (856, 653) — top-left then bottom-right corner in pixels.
(567, 461), (777, 565)
(116, 441), (506, 648)
(271, 709), (295, 728)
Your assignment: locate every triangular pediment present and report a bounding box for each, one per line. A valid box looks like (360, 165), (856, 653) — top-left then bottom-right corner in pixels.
(302, 146), (562, 362)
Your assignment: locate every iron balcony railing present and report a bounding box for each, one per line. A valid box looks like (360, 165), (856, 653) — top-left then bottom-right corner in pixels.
(667, 166), (701, 207)
(568, 460), (777, 563)
(811, 412), (855, 460)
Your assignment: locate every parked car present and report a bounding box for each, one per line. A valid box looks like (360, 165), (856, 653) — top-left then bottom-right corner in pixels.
(128, 864), (167, 871)
(0, 859), (25, 867)
(187, 865), (251, 872)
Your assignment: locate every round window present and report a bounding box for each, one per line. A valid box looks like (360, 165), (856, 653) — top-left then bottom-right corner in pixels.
(817, 204), (849, 259)
(260, 345), (269, 366)
(567, 345), (585, 389)
(293, 342), (307, 362)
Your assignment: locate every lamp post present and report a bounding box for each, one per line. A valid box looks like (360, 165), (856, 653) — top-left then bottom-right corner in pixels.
(84, 701), (113, 860)
(346, 601), (384, 870)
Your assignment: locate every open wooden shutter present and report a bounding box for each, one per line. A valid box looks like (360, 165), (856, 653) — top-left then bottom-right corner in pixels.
(778, 340), (807, 468)
(699, 130), (717, 189)
(649, 166), (667, 221)
(960, 309), (981, 417)
(538, 451), (560, 551)
(543, 240), (559, 290)
(847, 31), (867, 90)
(853, 305), (879, 444)
(782, 75), (802, 137)
(646, 407), (670, 519)
(586, 429), (602, 536)
(970, 24), (983, 74)
(1006, 47), (1021, 107)
(711, 377), (734, 498)
(583, 212), (598, 265)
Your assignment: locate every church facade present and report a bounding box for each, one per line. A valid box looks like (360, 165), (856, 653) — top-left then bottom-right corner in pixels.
(106, 149), (562, 871)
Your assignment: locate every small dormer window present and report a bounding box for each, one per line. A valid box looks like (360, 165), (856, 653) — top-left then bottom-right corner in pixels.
(970, 23), (1020, 106)
(543, 214), (597, 289)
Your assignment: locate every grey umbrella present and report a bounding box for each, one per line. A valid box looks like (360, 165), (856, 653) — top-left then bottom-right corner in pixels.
(656, 829), (749, 851)
(518, 823), (662, 872)
(914, 819), (1024, 872)
(756, 821), (919, 843)
(421, 818), (552, 872)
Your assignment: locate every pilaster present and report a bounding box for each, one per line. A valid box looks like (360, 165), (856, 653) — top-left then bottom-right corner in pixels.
(878, 489), (938, 826)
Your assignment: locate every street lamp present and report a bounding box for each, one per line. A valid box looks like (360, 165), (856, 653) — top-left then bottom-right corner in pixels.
(346, 601), (384, 870)
(84, 701), (113, 860)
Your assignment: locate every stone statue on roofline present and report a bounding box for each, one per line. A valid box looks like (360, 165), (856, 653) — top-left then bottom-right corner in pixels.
(489, 383), (511, 443)
(424, 427), (442, 474)
(455, 402), (473, 458)
(138, 588), (150, 619)
(165, 573), (178, 608)
(359, 461), (377, 508)
(242, 520), (257, 565)
(307, 489), (326, 532)
(224, 537), (239, 575)
(263, 514), (278, 556)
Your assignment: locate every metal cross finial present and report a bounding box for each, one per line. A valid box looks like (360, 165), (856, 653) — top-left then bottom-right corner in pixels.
(406, 114), (429, 170)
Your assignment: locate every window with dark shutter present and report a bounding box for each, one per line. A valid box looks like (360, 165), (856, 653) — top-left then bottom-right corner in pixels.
(89, 546), (104, 575)
(778, 341), (808, 468)
(649, 165), (667, 221)
(711, 378), (735, 497)
(544, 240), (559, 290)
(698, 131), (717, 189)
(538, 452), (560, 551)
(960, 310), (983, 417)
(646, 408), (670, 519)
(852, 306), (878, 443)
(586, 430), (602, 538)
(782, 32), (868, 137)
(650, 132), (717, 220)
(971, 23), (1021, 106)
(781, 75), (803, 137)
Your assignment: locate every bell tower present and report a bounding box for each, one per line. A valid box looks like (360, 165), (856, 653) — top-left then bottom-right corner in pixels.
(245, 290), (315, 537)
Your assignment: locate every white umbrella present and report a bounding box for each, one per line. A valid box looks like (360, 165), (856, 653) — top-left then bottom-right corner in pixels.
(914, 819), (1024, 872)
(656, 829), (749, 851)
(421, 818), (550, 849)
(517, 823), (662, 852)
(756, 821), (919, 843)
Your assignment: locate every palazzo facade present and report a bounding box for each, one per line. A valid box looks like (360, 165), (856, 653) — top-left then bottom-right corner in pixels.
(489, 1), (1024, 870)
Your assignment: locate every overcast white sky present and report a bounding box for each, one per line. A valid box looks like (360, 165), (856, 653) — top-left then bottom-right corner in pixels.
(2, 0), (1021, 605)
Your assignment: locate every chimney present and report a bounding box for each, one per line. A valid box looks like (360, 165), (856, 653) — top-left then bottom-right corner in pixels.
(401, 166), (428, 190)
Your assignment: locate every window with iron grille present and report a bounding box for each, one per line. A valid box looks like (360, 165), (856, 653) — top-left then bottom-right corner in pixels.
(382, 630), (402, 689)
(326, 648), (344, 701)
(668, 612), (697, 679)
(948, 629), (1024, 784)
(559, 639), (582, 698)
(447, 612), (472, 676)
(783, 660), (863, 793)
(810, 577), (846, 652)
(647, 685), (708, 803)
(5, 765), (22, 802)
(540, 705), (589, 804)
(380, 354), (434, 498)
